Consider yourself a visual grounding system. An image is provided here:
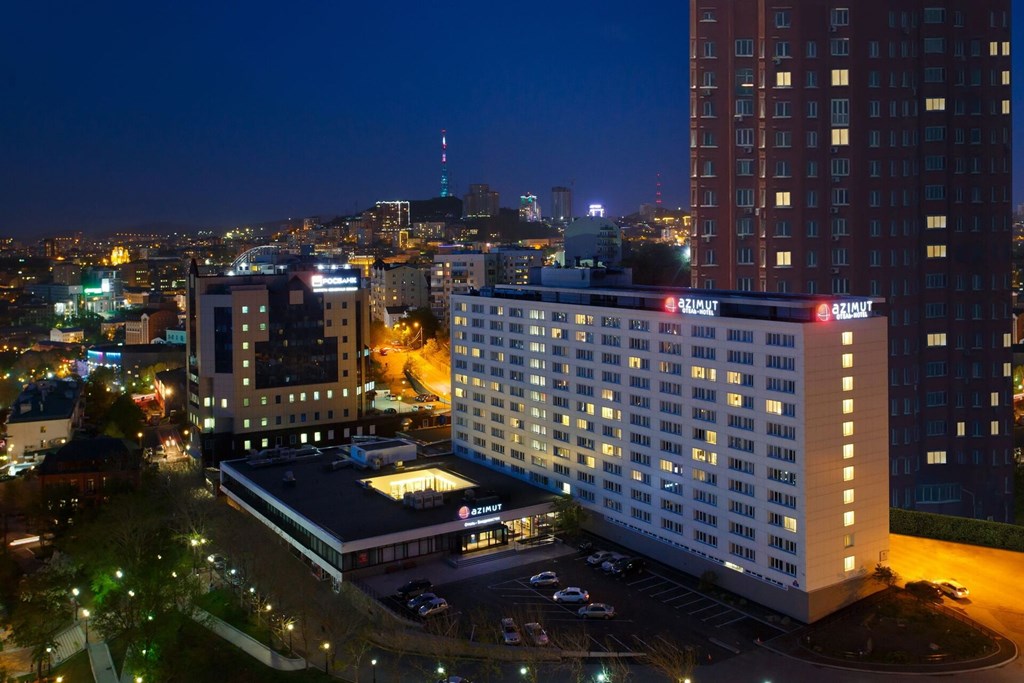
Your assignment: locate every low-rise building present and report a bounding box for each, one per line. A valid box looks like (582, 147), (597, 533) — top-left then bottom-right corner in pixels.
(37, 437), (142, 507)
(5, 378), (85, 461)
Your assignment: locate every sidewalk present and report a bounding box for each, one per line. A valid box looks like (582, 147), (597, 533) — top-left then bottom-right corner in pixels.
(87, 642), (119, 683)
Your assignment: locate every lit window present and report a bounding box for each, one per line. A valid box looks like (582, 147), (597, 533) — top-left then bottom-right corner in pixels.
(844, 555), (856, 572)
(775, 191), (792, 207)
(843, 466), (854, 481)
(776, 72), (792, 87)
(844, 533), (855, 548)
(843, 489), (855, 504)
(1002, 70), (1010, 85)
(926, 245), (947, 258)
(926, 451), (947, 464)
(842, 353), (853, 368)
(1002, 41), (1010, 56)
(991, 421), (1000, 436)
(991, 392), (1000, 407)
(842, 399), (854, 414)
(843, 444), (854, 459)
(926, 215), (946, 229)
(843, 511), (855, 527)
(841, 331), (853, 345)
(990, 41), (1000, 56)
(241, 323), (249, 332)
(842, 421), (854, 437)
(831, 69), (849, 86)
(242, 378), (249, 386)
(956, 422), (965, 437)
(842, 376), (853, 392)
(1003, 100), (1011, 115)
(927, 333), (947, 347)
(830, 128), (850, 145)
(241, 306), (249, 314)
(766, 399), (783, 415)
(784, 516), (797, 532)
(925, 98), (946, 111)
(776, 251), (792, 267)
(242, 341), (249, 350)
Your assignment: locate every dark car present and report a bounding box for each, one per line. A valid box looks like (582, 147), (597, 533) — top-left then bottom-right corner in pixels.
(383, 408), (398, 414)
(396, 578), (432, 599)
(905, 580), (943, 602)
(612, 557), (646, 578)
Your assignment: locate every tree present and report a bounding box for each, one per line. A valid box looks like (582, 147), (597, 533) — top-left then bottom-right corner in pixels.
(102, 393), (145, 439)
(640, 635), (700, 683)
(550, 494), (588, 540)
(84, 367), (119, 422)
(8, 552), (79, 679)
(873, 563), (900, 589)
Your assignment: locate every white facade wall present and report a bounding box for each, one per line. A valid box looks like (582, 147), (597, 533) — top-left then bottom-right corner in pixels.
(450, 287), (889, 617)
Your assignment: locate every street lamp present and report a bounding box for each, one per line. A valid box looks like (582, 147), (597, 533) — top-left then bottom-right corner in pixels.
(137, 431), (143, 448)
(82, 608), (90, 642)
(321, 641), (330, 672)
(286, 622), (294, 654)
(371, 658), (377, 683)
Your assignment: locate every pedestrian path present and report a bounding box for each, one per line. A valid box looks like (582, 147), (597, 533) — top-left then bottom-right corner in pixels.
(87, 642), (119, 683)
(50, 623), (85, 664)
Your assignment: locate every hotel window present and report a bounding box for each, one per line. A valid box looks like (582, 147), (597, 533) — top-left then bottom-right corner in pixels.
(842, 376), (853, 392)
(841, 353), (853, 368)
(842, 399), (854, 414)
(843, 489), (855, 504)
(927, 333), (947, 347)
(925, 98), (946, 111)
(775, 72), (792, 87)
(926, 451), (947, 465)
(842, 421), (854, 437)
(926, 215), (946, 229)
(926, 245), (947, 258)
(830, 128), (849, 145)
(775, 191), (792, 208)
(843, 511), (855, 527)
(991, 392), (1000, 407)
(841, 331), (853, 345)
(844, 556), (856, 572)
(991, 421), (1000, 436)
(843, 444), (854, 459)
(843, 466), (854, 482)
(241, 306), (249, 314)
(831, 69), (849, 86)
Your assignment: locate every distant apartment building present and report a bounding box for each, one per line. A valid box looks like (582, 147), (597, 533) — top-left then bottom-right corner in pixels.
(551, 186), (573, 223)
(463, 184), (501, 218)
(38, 437), (141, 507)
(690, 1), (1014, 521)
(5, 378), (85, 462)
(451, 272), (889, 622)
(519, 194), (542, 222)
(430, 248), (544, 323)
(413, 222), (446, 241)
(50, 327), (84, 343)
(369, 261), (429, 322)
(186, 262), (375, 465)
(120, 256), (187, 291)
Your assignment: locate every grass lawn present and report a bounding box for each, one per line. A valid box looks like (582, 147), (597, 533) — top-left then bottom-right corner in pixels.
(50, 649), (93, 681)
(196, 588), (275, 647)
(805, 589), (997, 664)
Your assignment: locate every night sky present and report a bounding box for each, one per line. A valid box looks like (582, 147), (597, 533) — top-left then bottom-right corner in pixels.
(0, 2), (1020, 236)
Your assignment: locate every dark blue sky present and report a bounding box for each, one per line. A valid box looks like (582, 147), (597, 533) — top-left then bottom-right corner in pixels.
(0, 2), (1020, 236)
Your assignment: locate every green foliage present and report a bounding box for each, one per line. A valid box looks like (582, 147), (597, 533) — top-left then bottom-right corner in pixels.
(402, 307), (442, 341)
(621, 242), (690, 287)
(102, 393), (145, 439)
(890, 507), (1024, 552)
(8, 552), (79, 664)
(551, 495), (587, 538)
(84, 366), (119, 421)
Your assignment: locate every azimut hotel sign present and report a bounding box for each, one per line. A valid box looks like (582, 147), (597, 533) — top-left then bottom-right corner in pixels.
(664, 296), (720, 317)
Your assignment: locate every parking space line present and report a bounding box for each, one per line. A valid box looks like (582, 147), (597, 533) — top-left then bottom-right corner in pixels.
(689, 604), (721, 616)
(626, 576), (661, 588)
(662, 592), (694, 604)
(648, 585), (682, 598)
(605, 635), (632, 652)
(673, 596), (708, 609)
(700, 608), (735, 622)
(588, 635), (606, 651)
(715, 614), (748, 627)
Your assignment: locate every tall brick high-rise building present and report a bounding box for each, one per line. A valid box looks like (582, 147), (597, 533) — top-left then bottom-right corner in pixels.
(690, 1), (1014, 520)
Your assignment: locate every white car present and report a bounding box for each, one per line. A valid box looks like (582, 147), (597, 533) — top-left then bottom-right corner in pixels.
(500, 617), (521, 645)
(553, 586), (590, 603)
(935, 579), (969, 599)
(586, 550), (615, 567)
(524, 622), (549, 646)
(529, 571), (559, 587)
(578, 602), (616, 619)
(419, 597), (450, 617)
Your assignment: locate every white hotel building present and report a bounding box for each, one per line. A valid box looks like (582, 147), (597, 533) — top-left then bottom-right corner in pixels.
(450, 272), (890, 622)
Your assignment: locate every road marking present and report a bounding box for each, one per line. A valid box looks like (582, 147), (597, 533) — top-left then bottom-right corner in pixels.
(648, 585), (681, 598)
(662, 592), (694, 604)
(673, 596), (708, 609)
(605, 635), (632, 652)
(715, 614), (748, 627)
(689, 604), (721, 616)
(700, 608), (735, 622)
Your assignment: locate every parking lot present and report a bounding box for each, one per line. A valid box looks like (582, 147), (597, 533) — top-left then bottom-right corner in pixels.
(370, 541), (796, 662)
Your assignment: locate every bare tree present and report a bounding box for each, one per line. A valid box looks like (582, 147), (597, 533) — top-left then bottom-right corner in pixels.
(638, 634), (699, 683)
(552, 626), (592, 683)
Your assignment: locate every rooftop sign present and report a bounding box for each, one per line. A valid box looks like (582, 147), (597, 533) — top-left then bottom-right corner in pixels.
(310, 273), (360, 292)
(816, 300), (873, 322)
(664, 296), (719, 317)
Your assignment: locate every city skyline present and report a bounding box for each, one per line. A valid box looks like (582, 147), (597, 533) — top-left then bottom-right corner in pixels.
(5, 3), (1020, 238)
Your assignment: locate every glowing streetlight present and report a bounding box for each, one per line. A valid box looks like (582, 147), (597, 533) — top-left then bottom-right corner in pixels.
(321, 641), (331, 672)
(82, 608), (91, 641)
(371, 658), (378, 683)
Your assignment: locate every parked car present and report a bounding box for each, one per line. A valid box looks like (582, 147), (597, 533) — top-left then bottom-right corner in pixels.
(383, 408), (398, 414)
(437, 677), (472, 683)
(612, 557), (647, 578)
(529, 571), (560, 587)
(396, 578), (432, 599)
(935, 579), (969, 599)
(523, 622), (549, 646)
(905, 580), (943, 601)
(586, 550), (616, 567)
(600, 553), (628, 573)
(577, 539), (594, 554)
(406, 592), (438, 611)
(500, 617), (521, 645)
(553, 587), (590, 603)
(419, 597), (450, 617)
(578, 603), (616, 620)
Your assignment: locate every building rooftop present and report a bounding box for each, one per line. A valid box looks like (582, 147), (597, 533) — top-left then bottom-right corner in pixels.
(221, 452), (558, 543)
(6, 379), (83, 424)
(38, 437), (139, 475)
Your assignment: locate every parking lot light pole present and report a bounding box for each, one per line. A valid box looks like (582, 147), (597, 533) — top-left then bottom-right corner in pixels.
(322, 641), (330, 672)
(371, 658), (377, 682)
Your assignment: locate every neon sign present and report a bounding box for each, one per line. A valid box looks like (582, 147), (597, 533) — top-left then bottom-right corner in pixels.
(816, 300), (873, 322)
(457, 502), (503, 520)
(664, 296), (720, 317)
(310, 273), (359, 292)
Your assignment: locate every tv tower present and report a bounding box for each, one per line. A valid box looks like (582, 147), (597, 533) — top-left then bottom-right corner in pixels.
(655, 172), (663, 208)
(439, 129), (450, 198)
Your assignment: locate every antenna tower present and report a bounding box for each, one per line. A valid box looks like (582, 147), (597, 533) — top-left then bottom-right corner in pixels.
(655, 172), (663, 208)
(440, 129), (450, 198)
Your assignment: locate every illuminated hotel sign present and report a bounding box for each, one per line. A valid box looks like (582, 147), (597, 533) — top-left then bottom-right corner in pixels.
(458, 502), (503, 520)
(816, 300), (873, 322)
(310, 273), (360, 292)
(462, 515), (501, 528)
(664, 296), (720, 317)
